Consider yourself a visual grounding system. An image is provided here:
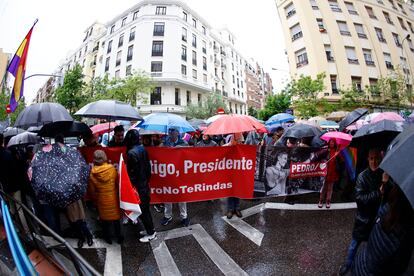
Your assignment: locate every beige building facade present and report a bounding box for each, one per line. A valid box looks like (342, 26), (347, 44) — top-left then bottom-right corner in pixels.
(0, 49), (11, 92)
(276, 0), (414, 101)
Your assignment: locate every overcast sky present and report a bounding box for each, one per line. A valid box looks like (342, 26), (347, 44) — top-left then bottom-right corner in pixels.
(0, 0), (289, 104)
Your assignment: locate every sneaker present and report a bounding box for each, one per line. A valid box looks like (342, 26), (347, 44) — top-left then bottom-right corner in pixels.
(318, 201), (323, 208)
(234, 209), (243, 218)
(226, 211), (233, 219)
(181, 218), (190, 227)
(154, 204), (164, 213)
(326, 202), (331, 209)
(139, 232), (157, 243)
(139, 230), (147, 236)
(338, 263), (351, 276)
(160, 216), (173, 226)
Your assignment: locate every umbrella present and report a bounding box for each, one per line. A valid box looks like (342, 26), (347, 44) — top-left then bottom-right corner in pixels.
(320, 131), (352, 149)
(370, 112), (404, 124)
(284, 123), (323, 139)
(0, 120), (8, 133)
(339, 108), (368, 131)
(75, 100), (143, 121)
(265, 113), (295, 126)
(206, 114), (226, 124)
(188, 118), (207, 130)
(326, 111), (349, 121)
(38, 121), (92, 138)
(2, 127), (25, 138)
(27, 126), (42, 133)
(204, 114), (266, 135)
(320, 120), (339, 129)
(90, 122), (118, 135)
(137, 113), (195, 134)
(7, 132), (40, 147)
(379, 125), (414, 209)
(363, 112), (381, 124)
(350, 120), (404, 149)
(308, 116), (326, 126)
(31, 144), (90, 208)
(14, 102), (73, 129)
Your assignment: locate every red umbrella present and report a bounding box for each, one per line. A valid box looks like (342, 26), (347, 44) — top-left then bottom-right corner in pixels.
(204, 114), (267, 135)
(90, 122), (118, 135)
(320, 131), (352, 150)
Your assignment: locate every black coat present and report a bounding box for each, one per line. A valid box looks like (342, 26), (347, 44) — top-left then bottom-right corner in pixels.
(352, 204), (414, 276)
(0, 147), (19, 193)
(352, 168), (383, 241)
(126, 145), (151, 198)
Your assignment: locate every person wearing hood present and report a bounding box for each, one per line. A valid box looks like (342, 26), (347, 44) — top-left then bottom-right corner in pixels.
(89, 150), (123, 244)
(195, 134), (218, 147)
(124, 129), (156, 243)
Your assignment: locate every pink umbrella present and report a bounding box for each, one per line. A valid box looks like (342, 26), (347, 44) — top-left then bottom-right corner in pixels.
(90, 122), (118, 135)
(321, 131), (352, 149)
(371, 112), (404, 124)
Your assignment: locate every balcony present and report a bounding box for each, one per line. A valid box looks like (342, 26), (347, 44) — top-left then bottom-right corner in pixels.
(357, 33), (367, 39)
(150, 72), (163, 77)
(348, 10), (358, 15)
(127, 55), (133, 62)
(365, 60), (375, 66)
(340, 30), (351, 36)
(202, 47), (206, 54)
(312, 5), (319, 10)
(291, 31), (303, 41)
(378, 37), (387, 43)
(93, 46), (99, 52)
(296, 59), (308, 68)
(181, 55), (187, 61)
(385, 62), (394, 69)
(221, 64), (227, 70)
(213, 46), (219, 53)
(386, 19), (394, 25)
(182, 35), (187, 42)
(395, 42), (402, 48)
(369, 15), (377, 20)
(220, 50), (226, 56)
(330, 6), (342, 12)
(327, 56), (335, 62)
(116, 60), (121, 66)
(348, 58), (359, 64)
(286, 9), (296, 18)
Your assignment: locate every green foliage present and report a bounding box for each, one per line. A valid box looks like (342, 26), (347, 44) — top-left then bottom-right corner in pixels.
(339, 86), (366, 108)
(377, 68), (407, 107)
(0, 92), (26, 124)
(258, 92), (291, 120)
(186, 92), (228, 119)
(248, 106), (258, 118)
(55, 64), (86, 114)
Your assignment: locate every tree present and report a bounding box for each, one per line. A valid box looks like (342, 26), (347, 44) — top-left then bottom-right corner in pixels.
(339, 86), (366, 109)
(258, 92), (291, 120)
(377, 68), (408, 108)
(248, 106), (258, 118)
(0, 85), (26, 125)
(186, 92), (228, 119)
(55, 64), (86, 114)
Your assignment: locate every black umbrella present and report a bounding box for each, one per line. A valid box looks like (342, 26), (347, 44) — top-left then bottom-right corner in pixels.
(275, 124), (324, 147)
(350, 120), (404, 149)
(31, 144), (90, 208)
(7, 132), (41, 148)
(75, 100), (143, 121)
(339, 108), (368, 131)
(38, 121), (92, 138)
(379, 125), (414, 209)
(188, 118), (207, 129)
(3, 127), (25, 138)
(14, 102), (73, 129)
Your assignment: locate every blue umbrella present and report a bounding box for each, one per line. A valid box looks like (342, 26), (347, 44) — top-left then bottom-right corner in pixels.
(320, 120), (339, 128)
(265, 113), (295, 126)
(137, 113), (195, 134)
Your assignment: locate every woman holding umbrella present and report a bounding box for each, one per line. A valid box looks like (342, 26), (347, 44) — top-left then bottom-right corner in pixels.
(318, 140), (339, 208)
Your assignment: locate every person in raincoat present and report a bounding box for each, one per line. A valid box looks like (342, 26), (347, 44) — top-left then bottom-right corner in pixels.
(89, 150), (123, 244)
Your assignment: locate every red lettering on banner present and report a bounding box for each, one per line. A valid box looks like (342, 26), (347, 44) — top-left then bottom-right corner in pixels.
(289, 162), (327, 178)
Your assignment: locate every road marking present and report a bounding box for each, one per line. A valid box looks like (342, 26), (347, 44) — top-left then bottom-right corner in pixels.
(222, 202), (357, 246)
(151, 224), (248, 276)
(38, 235), (122, 276)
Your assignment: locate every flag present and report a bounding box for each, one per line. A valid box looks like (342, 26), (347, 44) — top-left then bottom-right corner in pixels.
(7, 20), (37, 112)
(339, 147), (357, 181)
(118, 154), (141, 222)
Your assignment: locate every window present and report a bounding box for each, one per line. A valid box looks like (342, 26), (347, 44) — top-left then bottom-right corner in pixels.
(175, 88), (181, 105)
(115, 70), (120, 79)
(152, 41), (163, 56)
(231, 63), (234, 71)
(290, 24), (303, 41)
(295, 48), (308, 67)
(383, 12), (393, 24)
(325, 44), (334, 61)
(345, 2), (358, 15)
(155, 6), (166, 15)
(398, 3), (406, 14)
(383, 52), (393, 69)
(285, 3), (296, 18)
(400, 57), (410, 74)
(317, 19), (326, 31)
(369, 78), (380, 97)
(389, 0), (397, 10)
(181, 64), (187, 75)
(365, 6), (376, 19)
(110, 25), (115, 34)
(126, 65), (132, 76)
(192, 34), (197, 47)
(392, 33), (402, 47)
(181, 45), (187, 61)
(203, 56), (207, 70)
(363, 49), (375, 66)
(192, 50), (197, 66)
(105, 57), (110, 72)
(121, 17), (127, 27)
(377, 0), (384, 4)
(192, 18), (197, 28)
(351, 76), (363, 92)
(133, 10), (139, 20)
(232, 75), (235, 83)
(127, 45), (133, 61)
(202, 41), (207, 54)
(345, 47), (358, 64)
(203, 74), (207, 83)
(202, 26), (206, 35)
(116, 51), (122, 66)
(329, 0), (342, 12)
(354, 24), (367, 38)
(186, 91), (191, 104)
(182, 28), (187, 42)
(151, 61), (162, 72)
(198, 94), (202, 106)
(192, 69), (197, 79)
(407, 38), (414, 52)
(330, 75), (338, 94)
(310, 0), (318, 10)
(375, 28), (386, 43)
(183, 11), (187, 21)
(118, 34), (124, 47)
(107, 40), (112, 53)
(153, 22), (165, 36)
(408, 22), (414, 33)
(398, 17), (407, 30)
(151, 87), (162, 105)
(129, 27), (135, 41)
(337, 21), (351, 36)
